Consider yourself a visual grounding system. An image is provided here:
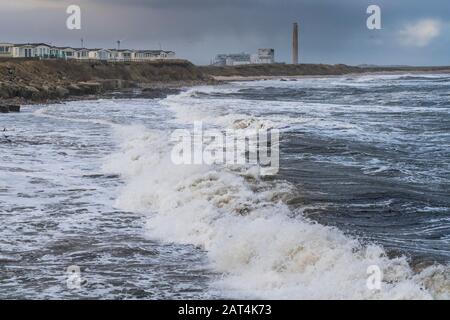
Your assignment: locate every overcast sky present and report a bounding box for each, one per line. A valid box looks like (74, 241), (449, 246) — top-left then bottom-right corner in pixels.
(1, 0), (449, 65)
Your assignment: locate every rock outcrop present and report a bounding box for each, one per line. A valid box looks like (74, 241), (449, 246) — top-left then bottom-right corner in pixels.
(0, 104), (21, 113)
(0, 59), (213, 108)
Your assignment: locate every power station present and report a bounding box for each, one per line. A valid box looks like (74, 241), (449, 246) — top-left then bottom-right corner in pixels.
(292, 22), (299, 64)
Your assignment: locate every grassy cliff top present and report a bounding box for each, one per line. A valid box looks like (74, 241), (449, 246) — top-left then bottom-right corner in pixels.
(0, 59), (209, 84)
(199, 63), (450, 77)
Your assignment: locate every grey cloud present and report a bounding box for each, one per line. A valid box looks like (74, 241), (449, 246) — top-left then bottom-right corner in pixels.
(1, 0), (449, 65)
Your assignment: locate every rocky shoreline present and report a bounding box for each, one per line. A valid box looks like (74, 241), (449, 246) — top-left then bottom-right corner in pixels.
(0, 81), (205, 113)
(0, 59), (215, 111)
(2, 60), (450, 113)
(0, 104), (21, 113)
(199, 63), (450, 77)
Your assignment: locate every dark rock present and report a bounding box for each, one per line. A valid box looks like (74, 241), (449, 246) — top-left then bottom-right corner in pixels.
(99, 79), (121, 90)
(55, 86), (70, 98)
(141, 87), (181, 99)
(77, 82), (102, 94)
(67, 84), (83, 95)
(19, 85), (40, 100)
(8, 105), (20, 112)
(38, 85), (51, 99)
(0, 60), (213, 104)
(0, 82), (13, 99)
(0, 105), (20, 113)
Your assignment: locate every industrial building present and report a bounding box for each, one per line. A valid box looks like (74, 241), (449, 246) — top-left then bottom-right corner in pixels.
(292, 22), (299, 64)
(213, 53), (251, 66)
(212, 48), (275, 66)
(254, 48), (275, 64)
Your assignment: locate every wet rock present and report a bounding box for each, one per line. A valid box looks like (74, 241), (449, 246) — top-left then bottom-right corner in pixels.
(77, 82), (102, 94)
(99, 79), (121, 91)
(67, 84), (83, 95)
(37, 85), (51, 99)
(0, 104), (20, 113)
(19, 85), (40, 100)
(55, 86), (70, 98)
(0, 82), (13, 99)
(7, 105), (20, 112)
(140, 87), (180, 99)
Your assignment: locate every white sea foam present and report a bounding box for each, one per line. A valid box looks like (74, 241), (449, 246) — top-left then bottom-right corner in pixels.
(103, 96), (449, 299)
(33, 102), (118, 127)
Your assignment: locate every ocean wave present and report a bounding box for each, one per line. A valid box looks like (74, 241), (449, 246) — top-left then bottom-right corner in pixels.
(103, 121), (449, 299)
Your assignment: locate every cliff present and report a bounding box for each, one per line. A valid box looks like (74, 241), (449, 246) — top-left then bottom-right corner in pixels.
(2, 60), (450, 111)
(199, 63), (450, 78)
(0, 59), (212, 106)
(199, 63), (363, 77)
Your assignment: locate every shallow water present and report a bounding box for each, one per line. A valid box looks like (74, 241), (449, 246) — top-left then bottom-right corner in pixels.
(0, 100), (218, 299)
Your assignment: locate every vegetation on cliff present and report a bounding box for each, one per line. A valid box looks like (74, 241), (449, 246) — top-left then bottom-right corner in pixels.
(1, 59), (449, 108)
(0, 59), (210, 104)
(199, 63), (450, 78)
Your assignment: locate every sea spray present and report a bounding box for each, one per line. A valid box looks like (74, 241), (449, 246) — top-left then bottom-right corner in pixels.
(103, 123), (449, 299)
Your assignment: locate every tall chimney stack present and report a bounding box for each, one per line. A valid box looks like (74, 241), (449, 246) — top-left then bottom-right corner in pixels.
(292, 22), (299, 64)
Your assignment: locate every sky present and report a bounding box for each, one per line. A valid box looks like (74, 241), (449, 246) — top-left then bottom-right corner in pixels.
(1, 0), (450, 65)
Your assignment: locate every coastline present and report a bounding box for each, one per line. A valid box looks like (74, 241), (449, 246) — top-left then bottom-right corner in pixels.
(0, 82), (207, 113)
(1, 61), (449, 299)
(2, 59), (450, 110)
(0, 59), (215, 111)
(210, 68), (450, 82)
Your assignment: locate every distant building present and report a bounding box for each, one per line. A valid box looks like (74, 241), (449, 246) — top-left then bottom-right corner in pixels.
(133, 50), (176, 61)
(34, 44), (52, 58)
(0, 42), (176, 62)
(158, 50), (176, 60)
(257, 48), (275, 64)
(213, 49), (275, 66)
(110, 49), (134, 61)
(225, 53), (251, 66)
(58, 47), (77, 59)
(89, 49), (113, 61)
(12, 43), (51, 58)
(213, 53), (252, 66)
(0, 43), (14, 58)
(74, 48), (90, 60)
(49, 47), (63, 59)
(12, 44), (33, 58)
(292, 22), (299, 64)
(50, 47), (77, 59)
(212, 54), (227, 66)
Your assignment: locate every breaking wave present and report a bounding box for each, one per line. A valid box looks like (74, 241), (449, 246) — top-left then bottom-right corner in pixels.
(103, 89), (449, 299)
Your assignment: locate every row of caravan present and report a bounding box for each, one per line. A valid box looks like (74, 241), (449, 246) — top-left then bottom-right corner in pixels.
(0, 43), (175, 61)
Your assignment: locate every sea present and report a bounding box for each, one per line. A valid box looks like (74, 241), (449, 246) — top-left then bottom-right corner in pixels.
(0, 73), (449, 299)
